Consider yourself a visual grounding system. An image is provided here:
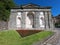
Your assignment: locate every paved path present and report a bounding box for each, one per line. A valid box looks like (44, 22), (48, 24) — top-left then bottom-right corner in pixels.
(55, 28), (60, 45)
(55, 28), (60, 30)
(32, 28), (60, 45)
(42, 28), (60, 45)
(57, 40), (60, 45)
(50, 28), (60, 45)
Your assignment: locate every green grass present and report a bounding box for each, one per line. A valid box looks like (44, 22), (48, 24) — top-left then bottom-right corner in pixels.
(0, 30), (53, 45)
(0, 30), (21, 45)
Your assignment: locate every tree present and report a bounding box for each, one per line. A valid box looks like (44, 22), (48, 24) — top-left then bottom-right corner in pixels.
(0, 0), (15, 21)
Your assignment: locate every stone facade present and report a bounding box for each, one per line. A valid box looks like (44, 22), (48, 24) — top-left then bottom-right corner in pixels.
(8, 4), (54, 30)
(0, 21), (8, 30)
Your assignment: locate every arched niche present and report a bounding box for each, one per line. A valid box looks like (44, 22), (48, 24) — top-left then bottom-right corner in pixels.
(16, 12), (21, 28)
(26, 12), (35, 28)
(39, 12), (45, 28)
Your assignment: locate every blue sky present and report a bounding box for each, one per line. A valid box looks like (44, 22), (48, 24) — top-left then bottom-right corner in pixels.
(13, 0), (60, 16)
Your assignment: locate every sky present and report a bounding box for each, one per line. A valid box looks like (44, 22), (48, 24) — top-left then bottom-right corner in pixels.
(13, 0), (60, 16)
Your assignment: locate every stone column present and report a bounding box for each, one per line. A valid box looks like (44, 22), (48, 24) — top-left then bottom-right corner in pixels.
(21, 12), (26, 29)
(8, 11), (17, 30)
(44, 12), (49, 29)
(48, 11), (54, 30)
(34, 12), (40, 29)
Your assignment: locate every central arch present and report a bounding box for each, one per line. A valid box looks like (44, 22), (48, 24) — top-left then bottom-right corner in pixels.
(26, 12), (35, 28)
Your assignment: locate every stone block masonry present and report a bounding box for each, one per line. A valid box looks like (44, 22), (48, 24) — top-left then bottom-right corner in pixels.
(0, 21), (8, 30)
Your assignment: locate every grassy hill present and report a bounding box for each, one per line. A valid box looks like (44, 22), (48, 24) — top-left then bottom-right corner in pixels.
(0, 30), (53, 45)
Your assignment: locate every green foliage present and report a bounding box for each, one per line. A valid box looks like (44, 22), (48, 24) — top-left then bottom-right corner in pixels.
(0, 0), (15, 21)
(55, 23), (60, 28)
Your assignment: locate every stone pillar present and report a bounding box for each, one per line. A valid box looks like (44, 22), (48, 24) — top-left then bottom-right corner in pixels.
(8, 11), (17, 30)
(48, 11), (54, 30)
(34, 12), (40, 29)
(44, 12), (49, 29)
(21, 12), (26, 29)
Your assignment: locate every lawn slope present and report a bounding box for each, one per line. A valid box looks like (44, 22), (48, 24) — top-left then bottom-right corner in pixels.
(0, 30), (53, 45)
(0, 30), (21, 45)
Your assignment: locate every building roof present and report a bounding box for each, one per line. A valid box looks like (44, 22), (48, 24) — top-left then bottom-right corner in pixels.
(11, 3), (51, 9)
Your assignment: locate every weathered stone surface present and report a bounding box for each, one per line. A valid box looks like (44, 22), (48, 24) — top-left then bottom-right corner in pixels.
(0, 21), (8, 30)
(8, 10), (54, 30)
(0, 4), (54, 30)
(34, 12), (40, 28)
(48, 12), (54, 30)
(44, 12), (49, 29)
(21, 12), (26, 29)
(11, 9), (51, 12)
(8, 11), (17, 30)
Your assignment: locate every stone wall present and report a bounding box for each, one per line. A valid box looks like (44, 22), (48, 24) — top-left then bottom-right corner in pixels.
(8, 9), (54, 30)
(8, 11), (17, 30)
(0, 21), (8, 30)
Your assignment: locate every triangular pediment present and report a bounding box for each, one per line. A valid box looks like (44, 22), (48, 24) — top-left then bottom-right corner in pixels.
(21, 3), (40, 9)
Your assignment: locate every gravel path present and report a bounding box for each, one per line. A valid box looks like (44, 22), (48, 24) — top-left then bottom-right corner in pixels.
(33, 28), (60, 45)
(57, 40), (60, 45)
(55, 28), (60, 45)
(42, 29), (60, 45)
